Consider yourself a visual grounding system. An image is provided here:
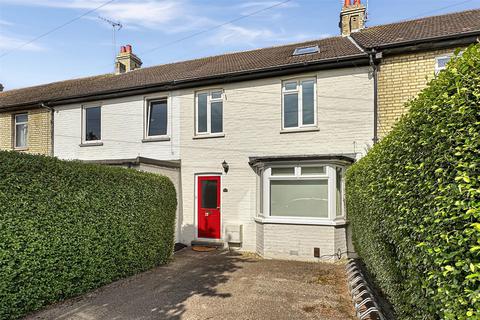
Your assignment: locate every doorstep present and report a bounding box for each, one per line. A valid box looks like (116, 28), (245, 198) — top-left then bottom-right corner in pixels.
(191, 240), (225, 248)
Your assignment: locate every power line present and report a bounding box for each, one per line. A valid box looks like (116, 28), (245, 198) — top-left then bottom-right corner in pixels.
(62, 0), (296, 78)
(0, 0), (117, 59)
(139, 0), (293, 57)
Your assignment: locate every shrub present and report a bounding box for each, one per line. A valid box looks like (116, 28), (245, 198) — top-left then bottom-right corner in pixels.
(346, 43), (480, 319)
(0, 151), (177, 319)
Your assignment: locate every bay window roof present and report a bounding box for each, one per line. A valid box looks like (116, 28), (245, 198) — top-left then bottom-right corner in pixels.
(249, 154), (357, 167)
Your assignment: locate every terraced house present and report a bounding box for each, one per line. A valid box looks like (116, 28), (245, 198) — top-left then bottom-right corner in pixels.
(347, 7), (480, 139)
(0, 4), (479, 261)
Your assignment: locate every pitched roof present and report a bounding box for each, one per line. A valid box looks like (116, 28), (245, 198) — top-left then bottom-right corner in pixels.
(0, 36), (365, 109)
(2, 8), (479, 110)
(352, 9), (480, 48)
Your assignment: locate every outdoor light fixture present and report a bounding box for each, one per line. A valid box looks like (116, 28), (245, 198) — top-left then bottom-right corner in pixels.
(222, 160), (229, 174)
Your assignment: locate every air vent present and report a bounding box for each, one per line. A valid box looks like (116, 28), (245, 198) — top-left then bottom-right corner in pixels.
(293, 45), (320, 56)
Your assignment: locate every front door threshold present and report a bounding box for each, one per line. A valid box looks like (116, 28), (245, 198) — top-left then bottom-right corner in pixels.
(191, 240), (224, 248)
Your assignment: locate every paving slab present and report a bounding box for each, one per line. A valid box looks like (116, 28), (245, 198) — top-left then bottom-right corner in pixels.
(25, 249), (355, 320)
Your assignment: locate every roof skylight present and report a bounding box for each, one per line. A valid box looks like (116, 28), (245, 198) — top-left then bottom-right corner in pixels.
(293, 45), (320, 56)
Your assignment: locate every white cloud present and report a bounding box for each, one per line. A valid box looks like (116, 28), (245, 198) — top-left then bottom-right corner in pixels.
(0, 19), (13, 26)
(238, 1), (298, 10)
(206, 24), (315, 48)
(0, 34), (45, 52)
(0, 0), (214, 32)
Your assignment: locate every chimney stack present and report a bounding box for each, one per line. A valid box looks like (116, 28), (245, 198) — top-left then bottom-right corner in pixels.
(115, 44), (142, 74)
(339, 0), (366, 36)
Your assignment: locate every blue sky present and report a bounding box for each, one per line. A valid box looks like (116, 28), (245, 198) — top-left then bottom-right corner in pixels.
(0, 0), (479, 90)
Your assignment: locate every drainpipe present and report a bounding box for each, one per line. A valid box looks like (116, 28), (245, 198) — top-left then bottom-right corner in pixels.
(369, 50), (380, 144)
(40, 102), (54, 156)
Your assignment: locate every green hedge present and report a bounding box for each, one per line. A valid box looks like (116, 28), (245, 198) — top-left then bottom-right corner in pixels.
(0, 151), (177, 319)
(346, 44), (480, 319)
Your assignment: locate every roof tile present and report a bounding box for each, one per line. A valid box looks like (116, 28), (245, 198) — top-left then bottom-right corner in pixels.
(0, 36), (363, 109)
(352, 9), (480, 48)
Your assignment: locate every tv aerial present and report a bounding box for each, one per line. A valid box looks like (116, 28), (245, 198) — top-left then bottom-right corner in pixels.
(98, 16), (123, 70)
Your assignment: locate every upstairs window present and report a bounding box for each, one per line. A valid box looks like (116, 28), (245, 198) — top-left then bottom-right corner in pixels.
(147, 99), (168, 137)
(435, 55), (452, 75)
(196, 90), (223, 135)
(282, 78), (316, 130)
(14, 113), (28, 149)
(83, 106), (101, 142)
(292, 45), (319, 56)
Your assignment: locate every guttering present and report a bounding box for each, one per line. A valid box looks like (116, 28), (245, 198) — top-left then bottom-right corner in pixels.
(83, 157), (181, 169)
(368, 50), (380, 144)
(366, 31), (480, 54)
(348, 35), (379, 144)
(39, 102), (55, 156)
(249, 154), (357, 167)
(0, 53), (369, 112)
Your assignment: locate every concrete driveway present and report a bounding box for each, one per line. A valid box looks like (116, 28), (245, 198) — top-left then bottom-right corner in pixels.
(26, 249), (355, 320)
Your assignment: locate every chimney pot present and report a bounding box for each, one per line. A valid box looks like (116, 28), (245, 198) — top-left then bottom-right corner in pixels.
(115, 44), (142, 74)
(340, 0), (366, 36)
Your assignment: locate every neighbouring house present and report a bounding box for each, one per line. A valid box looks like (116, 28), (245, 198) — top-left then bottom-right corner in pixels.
(0, 101), (53, 155)
(0, 3), (479, 261)
(347, 6), (480, 139)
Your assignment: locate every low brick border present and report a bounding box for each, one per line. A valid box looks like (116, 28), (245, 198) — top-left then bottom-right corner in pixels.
(345, 259), (385, 320)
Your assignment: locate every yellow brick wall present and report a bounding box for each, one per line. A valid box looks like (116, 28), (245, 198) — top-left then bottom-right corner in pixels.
(0, 108), (52, 155)
(377, 47), (463, 137)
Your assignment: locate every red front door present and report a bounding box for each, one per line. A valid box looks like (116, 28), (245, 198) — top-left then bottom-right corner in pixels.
(197, 176), (221, 239)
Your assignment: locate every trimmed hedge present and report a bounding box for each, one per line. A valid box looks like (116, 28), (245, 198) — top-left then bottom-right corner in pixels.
(0, 151), (177, 319)
(346, 44), (480, 319)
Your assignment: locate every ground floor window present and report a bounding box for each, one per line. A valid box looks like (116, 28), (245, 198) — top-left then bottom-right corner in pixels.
(260, 164), (345, 221)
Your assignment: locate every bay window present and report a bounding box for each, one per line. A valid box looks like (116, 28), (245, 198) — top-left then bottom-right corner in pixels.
(282, 78), (316, 130)
(259, 164), (345, 222)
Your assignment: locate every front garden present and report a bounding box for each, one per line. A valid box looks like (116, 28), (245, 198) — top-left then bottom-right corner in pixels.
(0, 152), (177, 319)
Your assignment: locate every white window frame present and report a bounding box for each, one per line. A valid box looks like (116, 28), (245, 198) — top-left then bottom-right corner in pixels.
(281, 77), (317, 130)
(259, 162), (346, 224)
(145, 97), (170, 139)
(435, 55), (453, 75)
(14, 113), (28, 149)
(82, 105), (102, 144)
(435, 51), (465, 76)
(195, 89), (224, 136)
(335, 167), (346, 218)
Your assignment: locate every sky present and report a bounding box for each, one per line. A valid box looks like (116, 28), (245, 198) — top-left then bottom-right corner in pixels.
(0, 0), (479, 90)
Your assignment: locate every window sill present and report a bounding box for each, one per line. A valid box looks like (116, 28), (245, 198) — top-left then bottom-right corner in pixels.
(142, 136), (171, 143)
(280, 127), (319, 134)
(254, 216), (347, 226)
(193, 133), (225, 140)
(79, 142), (103, 147)
(14, 147), (29, 151)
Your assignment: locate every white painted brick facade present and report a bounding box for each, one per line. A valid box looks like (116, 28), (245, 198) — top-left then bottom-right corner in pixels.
(54, 92), (180, 161)
(53, 66), (373, 260)
(179, 67), (374, 256)
(259, 223), (335, 261)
